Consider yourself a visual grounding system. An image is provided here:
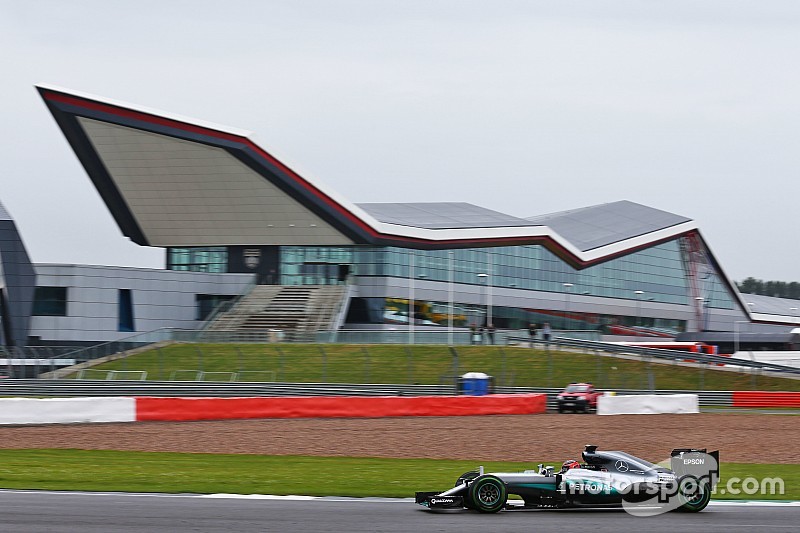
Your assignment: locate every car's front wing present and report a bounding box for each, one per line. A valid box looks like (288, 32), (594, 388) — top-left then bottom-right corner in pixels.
(415, 491), (465, 509)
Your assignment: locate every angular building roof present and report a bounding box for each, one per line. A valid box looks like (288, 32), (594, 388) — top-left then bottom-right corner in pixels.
(37, 84), (698, 269)
(357, 202), (539, 230)
(526, 200), (692, 252)
(735, 293), (800, 321)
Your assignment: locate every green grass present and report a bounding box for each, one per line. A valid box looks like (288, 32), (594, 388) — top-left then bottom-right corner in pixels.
(0, 450), (794, 500)
(74, 343), (800, 391)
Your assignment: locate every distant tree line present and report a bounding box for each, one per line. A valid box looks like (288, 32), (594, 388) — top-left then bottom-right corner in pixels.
(736, 278), (800, 300)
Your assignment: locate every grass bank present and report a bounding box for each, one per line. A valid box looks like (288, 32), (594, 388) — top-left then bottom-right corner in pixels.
(73, 343), (800, 391)
(0, 450), (794, 500)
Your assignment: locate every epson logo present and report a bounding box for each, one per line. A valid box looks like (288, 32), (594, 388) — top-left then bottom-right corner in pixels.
(431, 498), (455, 505)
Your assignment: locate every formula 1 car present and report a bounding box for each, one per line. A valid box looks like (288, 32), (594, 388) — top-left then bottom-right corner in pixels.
(416, 445), (719, 514)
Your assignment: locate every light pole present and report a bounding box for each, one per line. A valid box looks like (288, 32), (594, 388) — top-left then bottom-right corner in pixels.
(477, 273), (490, 328)
(634, 290), (644, 331)
(408, 250), (414, 345)
(694, 296), (705, 332)
(734, 319), (749, 355)
(487, 251), (493, 328)
(563, 283), (573, 330)
(448, 251), (454, 346)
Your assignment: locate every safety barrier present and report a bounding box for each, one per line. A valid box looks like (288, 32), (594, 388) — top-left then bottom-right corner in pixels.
(732, 391), (800, 408)
(597, 394), (699, 415)
(136, 393), (547, 421)
(0, 397), (135, 425)
(2, 388), (795, 424)
(0, 393), (546, 424)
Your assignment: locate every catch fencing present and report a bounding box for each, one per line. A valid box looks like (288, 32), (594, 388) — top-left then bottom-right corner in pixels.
(31, 328), (800, 377)
(48, 347), (721, 391)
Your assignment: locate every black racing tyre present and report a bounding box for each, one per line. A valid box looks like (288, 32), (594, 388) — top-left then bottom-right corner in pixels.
(468, 475), (507, 513)
(456, 470), (481, 509)
(455, 470), (480, 487)
(675, 476), (711, 512)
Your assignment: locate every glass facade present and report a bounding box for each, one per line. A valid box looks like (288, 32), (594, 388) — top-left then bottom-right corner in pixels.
(280, 247), (354, 285)
(167, 247), (227, 273)
(361, 242), (694, 304)
(347, 238), (734, 309)
(167, 236), (735, 334)
(348, 296), (688, 334)
(287, 237), (735, 335)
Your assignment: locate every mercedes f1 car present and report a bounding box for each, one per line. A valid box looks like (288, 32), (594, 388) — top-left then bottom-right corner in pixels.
(416, 445), (719, 514)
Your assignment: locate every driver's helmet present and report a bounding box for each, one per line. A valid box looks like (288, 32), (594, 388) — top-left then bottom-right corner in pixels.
(562, 460), (581, 471)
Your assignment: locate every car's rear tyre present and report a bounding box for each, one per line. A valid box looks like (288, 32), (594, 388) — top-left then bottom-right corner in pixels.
(675, 476), (711, 512)
(468, 475), (507, 513)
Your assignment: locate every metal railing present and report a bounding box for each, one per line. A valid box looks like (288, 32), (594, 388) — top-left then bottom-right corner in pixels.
(42, 328), (598, 364)
(315, 329), (602, 345)
(15, 329), (800, 381)
(509, 336), (800, 376)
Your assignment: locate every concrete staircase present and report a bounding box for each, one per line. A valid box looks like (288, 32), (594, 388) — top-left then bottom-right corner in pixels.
(206, 284), (348, 341)
(206, 285), (283, 331)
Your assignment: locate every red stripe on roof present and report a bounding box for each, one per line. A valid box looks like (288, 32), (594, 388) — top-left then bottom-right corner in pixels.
(41, 89), (377, 238)
(40, 88), (694, 264)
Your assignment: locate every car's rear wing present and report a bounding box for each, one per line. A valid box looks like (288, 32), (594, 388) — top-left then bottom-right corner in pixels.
(670, 448), (720, 487)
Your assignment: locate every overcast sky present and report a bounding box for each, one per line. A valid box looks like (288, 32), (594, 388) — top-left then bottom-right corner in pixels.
(1, 1), (798, 282)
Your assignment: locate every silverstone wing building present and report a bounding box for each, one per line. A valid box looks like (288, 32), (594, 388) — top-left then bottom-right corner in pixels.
(1, 84), (796, 348)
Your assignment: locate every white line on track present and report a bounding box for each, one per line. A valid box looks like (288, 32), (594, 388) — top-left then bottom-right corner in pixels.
(709, 500), (800, 507)
(199, 494), (415, 503)
(0, 489), (798, 506)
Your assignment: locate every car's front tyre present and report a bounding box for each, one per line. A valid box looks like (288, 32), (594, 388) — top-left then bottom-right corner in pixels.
(455, 470), (481, 509)
(455, 470), (480, 487)
(468, 475), (507, 513)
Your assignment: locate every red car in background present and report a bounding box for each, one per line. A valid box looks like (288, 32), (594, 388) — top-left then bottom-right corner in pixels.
(556, 383), (601, 413)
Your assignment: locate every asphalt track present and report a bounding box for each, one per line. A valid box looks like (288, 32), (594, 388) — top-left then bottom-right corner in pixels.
(0, 491), (798, 533)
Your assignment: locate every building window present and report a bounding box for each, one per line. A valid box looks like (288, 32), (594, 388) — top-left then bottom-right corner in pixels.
(196, 294), (235, 321)
(279, 246), (355, 285)
(118, 289), (135, 332)
(167, 247), (228, 273)
(32, 287), (68, 316)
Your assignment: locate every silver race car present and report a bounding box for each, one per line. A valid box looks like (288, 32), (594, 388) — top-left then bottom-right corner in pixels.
(416, 445), (719, 514)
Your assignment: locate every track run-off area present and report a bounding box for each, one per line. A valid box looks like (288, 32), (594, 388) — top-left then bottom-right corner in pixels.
(0, 490), (797, 533)
(2, 412), (798, 530)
